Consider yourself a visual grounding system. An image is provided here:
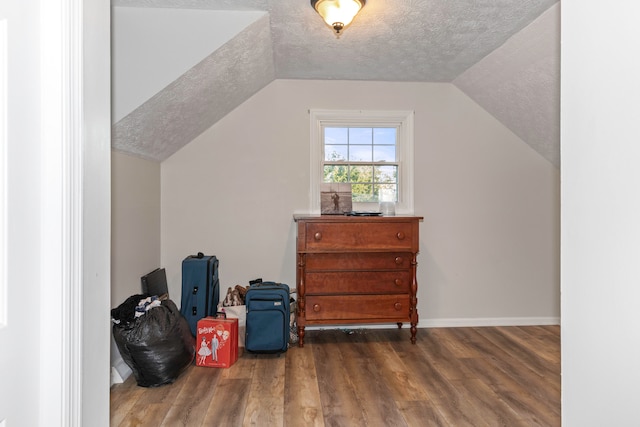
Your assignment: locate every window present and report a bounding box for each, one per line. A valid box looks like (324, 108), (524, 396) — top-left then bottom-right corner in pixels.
(310, 109), (414, 214)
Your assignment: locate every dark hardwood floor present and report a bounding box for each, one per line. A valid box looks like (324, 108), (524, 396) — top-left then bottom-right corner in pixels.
(110, 326), (560, 426)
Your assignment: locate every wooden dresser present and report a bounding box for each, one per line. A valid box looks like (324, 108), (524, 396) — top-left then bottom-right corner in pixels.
(293, 214), (423, 346)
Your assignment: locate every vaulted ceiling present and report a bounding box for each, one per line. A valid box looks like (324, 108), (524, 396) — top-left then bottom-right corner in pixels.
(111, 0), (560, 167)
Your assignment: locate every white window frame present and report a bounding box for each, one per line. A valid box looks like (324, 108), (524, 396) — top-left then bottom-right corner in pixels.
(309, 109), (415, 214)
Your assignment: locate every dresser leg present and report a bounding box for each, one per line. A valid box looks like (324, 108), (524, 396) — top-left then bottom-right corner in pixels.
(298, 325), (305, 347)
(410, 323), (417, 344)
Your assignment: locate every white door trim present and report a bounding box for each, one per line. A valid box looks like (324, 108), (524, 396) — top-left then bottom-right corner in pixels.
(40, 0), (84, 424)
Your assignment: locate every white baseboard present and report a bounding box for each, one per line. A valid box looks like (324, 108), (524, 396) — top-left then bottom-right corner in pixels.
(420, 317), (560, 328)
(110, 358), (132, 386)
(305, 317), (560, 331)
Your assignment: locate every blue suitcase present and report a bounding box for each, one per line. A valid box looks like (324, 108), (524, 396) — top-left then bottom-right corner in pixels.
(180, 253), (220, 336)
(245, 281), (290, 353)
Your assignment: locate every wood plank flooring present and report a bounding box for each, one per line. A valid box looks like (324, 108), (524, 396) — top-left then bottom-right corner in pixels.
(110, 326), (560, 426)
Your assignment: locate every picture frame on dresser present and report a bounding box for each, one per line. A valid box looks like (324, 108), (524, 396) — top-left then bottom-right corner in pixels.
(320, 183), (352, 215)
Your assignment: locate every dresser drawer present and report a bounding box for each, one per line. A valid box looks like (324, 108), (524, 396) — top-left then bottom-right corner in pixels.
(305, 271), (411, 294)
(305, 252), (412, 270)
(305, 295), (411, 321)
(304, 222), (414, 251)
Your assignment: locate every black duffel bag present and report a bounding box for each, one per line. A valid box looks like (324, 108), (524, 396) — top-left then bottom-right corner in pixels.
(112, 294), (195, 387)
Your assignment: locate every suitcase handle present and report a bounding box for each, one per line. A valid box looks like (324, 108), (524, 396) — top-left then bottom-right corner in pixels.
(251, 281), (281, 287)
(192, 287), (199, 315)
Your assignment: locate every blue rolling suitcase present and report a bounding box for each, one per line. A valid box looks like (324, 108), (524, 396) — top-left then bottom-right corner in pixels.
(245, 281), (290, 353)
(180, 253), (220, 336)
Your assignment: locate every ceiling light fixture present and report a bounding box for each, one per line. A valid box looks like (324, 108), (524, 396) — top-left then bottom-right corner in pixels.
(311, 0), (366, 37)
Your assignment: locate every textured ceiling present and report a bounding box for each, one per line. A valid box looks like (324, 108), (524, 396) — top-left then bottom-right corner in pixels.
(112, 0), (560, 166)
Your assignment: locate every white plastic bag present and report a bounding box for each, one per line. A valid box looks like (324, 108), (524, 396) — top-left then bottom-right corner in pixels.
(218, 303), (246, 347)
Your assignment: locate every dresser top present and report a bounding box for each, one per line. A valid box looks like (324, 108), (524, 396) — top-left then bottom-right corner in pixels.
(293, 214), (423, 222)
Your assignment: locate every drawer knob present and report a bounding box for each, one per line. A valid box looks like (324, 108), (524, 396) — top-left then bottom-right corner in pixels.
(314, 232), (322, 241)
(394, 302), (402, 311)
(396, 232), (405, 240)
(394, 278), (403, 286)
(313, 304), (321, 312)
(395, 256), (403, 265)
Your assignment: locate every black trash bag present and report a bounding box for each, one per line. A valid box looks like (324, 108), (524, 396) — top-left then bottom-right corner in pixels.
(111, 293), (148, 327)
(112, 295), (195, 387)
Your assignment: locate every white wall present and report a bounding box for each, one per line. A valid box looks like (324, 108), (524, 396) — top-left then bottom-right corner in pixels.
(161, 79), (560, 326)
(111, 150), (161, 307)
(110, 151), (161, 382)
(561, 2), (640, 425)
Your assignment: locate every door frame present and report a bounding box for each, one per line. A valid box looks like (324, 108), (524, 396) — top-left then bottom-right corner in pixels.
(40, 0), (111, 425)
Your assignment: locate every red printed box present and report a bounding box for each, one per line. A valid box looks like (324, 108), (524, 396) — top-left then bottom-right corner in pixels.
(196, 316), (238, 368)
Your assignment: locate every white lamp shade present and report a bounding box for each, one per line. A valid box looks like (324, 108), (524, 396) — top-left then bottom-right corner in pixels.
(313, 0), (364, 30)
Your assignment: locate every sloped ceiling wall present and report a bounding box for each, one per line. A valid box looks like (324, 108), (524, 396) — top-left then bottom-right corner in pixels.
(112, 14), (274, 161)
(111, 0), (560, 166)
(112, 7), (267, 123)
(453, 3), (560, 167)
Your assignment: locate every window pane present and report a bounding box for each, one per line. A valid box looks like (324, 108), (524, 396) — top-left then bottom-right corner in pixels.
(375, 165), (397, 183)
(349, 128), (372, 145)
(352, 183), (374, 202)
(323, 165), (349, 183)
(325, 127), (348, 144)
(376, 184), (398, 202)
(374, 128), (396, 144)
(349, 145), (372, 162)
(325, 144), (347, 161)
(373, 145), (396, 162)
(349, 165), (373, 183)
